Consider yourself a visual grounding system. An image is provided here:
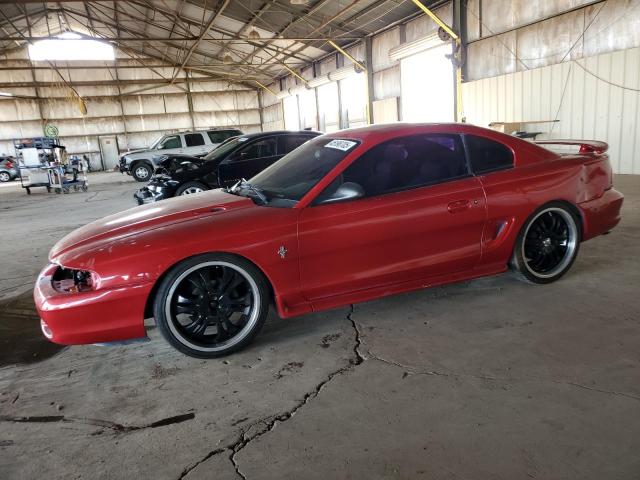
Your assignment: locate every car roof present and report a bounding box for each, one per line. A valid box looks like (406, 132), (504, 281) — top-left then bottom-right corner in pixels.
(323, 122), (497, 139)
(324, 123), (558, 167)
(235, 130), (322, 140)
(325, 122), (533, 146)
(170, 128), (243, 135)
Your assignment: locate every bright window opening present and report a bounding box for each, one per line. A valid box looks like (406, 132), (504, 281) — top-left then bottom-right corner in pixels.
(298, 88), (318, 130)
(29, 32), (115, 61)
(340, 72), (367, 128)
(317, 82), (339, 132)
(400, 44), (454, 122)
(283, 95), (300, 130)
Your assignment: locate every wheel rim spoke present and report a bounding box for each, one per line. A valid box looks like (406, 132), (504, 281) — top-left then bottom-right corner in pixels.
(168, 263), (256, 349)
(523, 209), (576, 277)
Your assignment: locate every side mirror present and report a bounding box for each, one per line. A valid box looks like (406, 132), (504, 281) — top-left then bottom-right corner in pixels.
(318, 182), (365, 205)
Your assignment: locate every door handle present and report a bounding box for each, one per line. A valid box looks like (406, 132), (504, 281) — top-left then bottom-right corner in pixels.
(447, 199), (471, 213)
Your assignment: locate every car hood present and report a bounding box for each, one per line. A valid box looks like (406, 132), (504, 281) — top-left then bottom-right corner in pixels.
(49, 190), (254, 261)
(123, 148), (148, 157)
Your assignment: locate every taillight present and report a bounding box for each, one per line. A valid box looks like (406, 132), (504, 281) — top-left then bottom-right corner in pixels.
(5, 161), (13, 168)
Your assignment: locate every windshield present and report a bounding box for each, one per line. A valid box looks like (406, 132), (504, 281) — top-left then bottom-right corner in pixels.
(249, 137), (359, 202)
(203, 136), (248, 161)
(148, 135), (163, 149)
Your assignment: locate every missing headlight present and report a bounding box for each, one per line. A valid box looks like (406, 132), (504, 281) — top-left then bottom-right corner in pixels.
(52, 267), (94, 293)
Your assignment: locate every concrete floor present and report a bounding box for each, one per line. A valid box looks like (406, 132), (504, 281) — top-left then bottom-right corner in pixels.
(0, 173), (639, 479)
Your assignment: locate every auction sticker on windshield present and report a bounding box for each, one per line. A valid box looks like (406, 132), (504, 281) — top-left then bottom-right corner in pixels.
(324, 139), (357, 151)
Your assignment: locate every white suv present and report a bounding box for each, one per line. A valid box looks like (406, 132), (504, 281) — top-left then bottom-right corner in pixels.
(119, 129), (243, 181)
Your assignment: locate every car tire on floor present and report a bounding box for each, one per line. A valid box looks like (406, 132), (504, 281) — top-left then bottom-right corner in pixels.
(132, 162), (153, 182)
(511, 202), (581, 284)
(176, 181), (208, 196)
(153, 253), (270, 358)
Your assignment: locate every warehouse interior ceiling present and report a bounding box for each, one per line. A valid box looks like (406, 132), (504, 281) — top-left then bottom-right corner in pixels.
(0, 0), (436, 88)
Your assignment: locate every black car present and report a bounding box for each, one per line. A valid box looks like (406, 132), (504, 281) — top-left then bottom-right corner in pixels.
(134, 130), (321, 204)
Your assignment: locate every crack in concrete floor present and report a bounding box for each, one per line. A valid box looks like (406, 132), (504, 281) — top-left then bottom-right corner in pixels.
(177, 297), (640, 479)
(179, 305), (365, 479)
(364, 343), (640, 402)
(0, 412), (196, 434)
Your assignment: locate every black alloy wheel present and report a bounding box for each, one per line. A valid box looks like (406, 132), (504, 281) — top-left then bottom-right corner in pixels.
(154, 254), (269, 357)
(512, 203), (580, 284)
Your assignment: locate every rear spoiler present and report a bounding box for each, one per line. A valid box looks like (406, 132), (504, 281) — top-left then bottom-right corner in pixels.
(535, 140), (609, 155)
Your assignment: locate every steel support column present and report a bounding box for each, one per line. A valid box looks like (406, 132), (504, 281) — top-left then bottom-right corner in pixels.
(365, 36), (375, 124)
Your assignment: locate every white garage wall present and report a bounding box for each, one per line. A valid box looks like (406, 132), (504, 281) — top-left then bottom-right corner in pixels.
(0, 48), (262, 168)
(462, 47), (640, 174)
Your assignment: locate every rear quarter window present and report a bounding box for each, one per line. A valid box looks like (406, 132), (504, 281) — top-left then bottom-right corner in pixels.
(184, 133), (206, 147)
(278, 135), (314, 154)
(208, 130), (241, 144)
(465, 135), (514, 174)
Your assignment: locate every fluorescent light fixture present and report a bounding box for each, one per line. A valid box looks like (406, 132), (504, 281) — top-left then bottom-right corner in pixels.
(0, 92), (14, 97)
(29, 32), (115, 61)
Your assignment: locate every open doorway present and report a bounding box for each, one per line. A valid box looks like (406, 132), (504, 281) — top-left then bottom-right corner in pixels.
(400, 43), (454, 122)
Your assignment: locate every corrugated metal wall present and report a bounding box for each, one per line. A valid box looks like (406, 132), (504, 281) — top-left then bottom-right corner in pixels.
(0, 49), (262, 168)
(462, 47), (640, 174)
(466, 0), (640, 80)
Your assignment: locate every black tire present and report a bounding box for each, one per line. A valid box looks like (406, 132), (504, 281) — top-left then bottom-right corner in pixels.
(153, 253), (270, 358)
(131, 162), (153, 182)
(511, 202), (581, 284)
(175, 181), (209, 196)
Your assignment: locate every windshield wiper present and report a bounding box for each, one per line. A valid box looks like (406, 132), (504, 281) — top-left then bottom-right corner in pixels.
(229, 178), (268, 205)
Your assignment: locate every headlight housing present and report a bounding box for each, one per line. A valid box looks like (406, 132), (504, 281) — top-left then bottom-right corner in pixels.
(52, 266), (96, 293)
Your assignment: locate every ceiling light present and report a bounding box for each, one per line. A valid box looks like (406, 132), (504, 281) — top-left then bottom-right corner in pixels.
(223, 53), (233, 64)
(290, 0), (307, 4)
(0, 92), (14, 97)
(29, 32), (115, 61)
(248, 29), (260, 40)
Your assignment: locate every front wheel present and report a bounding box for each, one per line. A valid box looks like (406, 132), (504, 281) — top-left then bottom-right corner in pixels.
(153, 254), (270, 358)
(511, 203), (581, 284)
(131, 162), (153, 182)
(175, 181), (208, 196)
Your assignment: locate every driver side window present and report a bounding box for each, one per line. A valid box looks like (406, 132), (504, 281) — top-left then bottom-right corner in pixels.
(158, 135), (182, 150)
(315, 134), (468, 203)
(229, 137), (277, 161)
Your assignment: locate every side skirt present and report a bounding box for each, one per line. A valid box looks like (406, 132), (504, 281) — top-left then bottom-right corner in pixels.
(308, 263), (509, 315)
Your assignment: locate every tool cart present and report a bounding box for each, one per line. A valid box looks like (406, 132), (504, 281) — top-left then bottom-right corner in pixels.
(14, 137), (88, 194)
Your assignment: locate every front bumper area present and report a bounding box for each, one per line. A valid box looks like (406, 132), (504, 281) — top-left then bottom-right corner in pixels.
(118, 156), (130, 174)
(134, 186), (167, 205)
(34, 264), (152, 345)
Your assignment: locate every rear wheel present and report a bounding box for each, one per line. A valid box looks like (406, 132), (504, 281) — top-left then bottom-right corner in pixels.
(153, 254), (270, 358)
(132, 162), (153, 182)
(0, 171), (10, 182)
(511, 202), (580, 284)
(176, 181), (208, 196)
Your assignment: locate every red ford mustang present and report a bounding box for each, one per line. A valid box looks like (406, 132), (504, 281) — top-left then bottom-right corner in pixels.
(35, 124), (623, 358)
